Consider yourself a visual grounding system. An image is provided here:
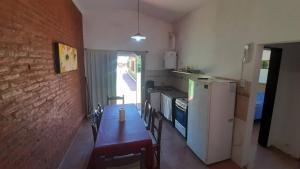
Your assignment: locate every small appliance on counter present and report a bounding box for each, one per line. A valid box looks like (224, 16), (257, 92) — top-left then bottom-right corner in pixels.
(175, 98), (188, 138)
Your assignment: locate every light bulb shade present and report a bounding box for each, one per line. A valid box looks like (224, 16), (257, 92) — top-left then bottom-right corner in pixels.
(131, 33), (146, 42)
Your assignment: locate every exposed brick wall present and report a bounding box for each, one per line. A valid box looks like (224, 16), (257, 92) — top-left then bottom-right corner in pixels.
(0, 0), (86, 169)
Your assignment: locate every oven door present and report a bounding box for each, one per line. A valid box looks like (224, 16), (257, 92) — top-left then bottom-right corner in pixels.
(175, 104), (187, 137)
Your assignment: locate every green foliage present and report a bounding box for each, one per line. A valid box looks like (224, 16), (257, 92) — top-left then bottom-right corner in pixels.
(136, 56), (141, 73)
(261, 60), (269, 69)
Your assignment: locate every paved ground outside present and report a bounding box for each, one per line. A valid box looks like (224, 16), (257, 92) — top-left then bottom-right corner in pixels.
(116, 66), (141, 110)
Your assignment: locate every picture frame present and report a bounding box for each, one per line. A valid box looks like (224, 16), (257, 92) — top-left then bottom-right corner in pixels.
(54, 42), (78, 73)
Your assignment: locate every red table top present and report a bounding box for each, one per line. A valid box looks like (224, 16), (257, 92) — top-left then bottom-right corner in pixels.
(94, 104), (151, 154)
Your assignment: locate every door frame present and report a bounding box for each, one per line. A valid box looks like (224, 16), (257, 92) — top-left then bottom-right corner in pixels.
(116, 50), (147, 109)
(258, 47), (282, 147)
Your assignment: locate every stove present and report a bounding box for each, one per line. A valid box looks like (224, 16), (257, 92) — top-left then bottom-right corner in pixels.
(175, 98), (188, 138)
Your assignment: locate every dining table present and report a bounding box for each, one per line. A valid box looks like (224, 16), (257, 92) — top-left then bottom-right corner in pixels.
(88, 104), (153, 169)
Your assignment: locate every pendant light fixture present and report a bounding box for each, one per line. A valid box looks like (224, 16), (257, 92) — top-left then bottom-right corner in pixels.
(131, 0), (146, 42)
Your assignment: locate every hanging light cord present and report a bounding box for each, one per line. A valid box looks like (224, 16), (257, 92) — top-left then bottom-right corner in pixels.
(137, 0), (140, 33)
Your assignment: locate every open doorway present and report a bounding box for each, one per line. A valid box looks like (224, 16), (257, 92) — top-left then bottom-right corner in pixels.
(251, 49), (271, 144)
(251, 43), (300, 169)
(116, 53), (142, 111)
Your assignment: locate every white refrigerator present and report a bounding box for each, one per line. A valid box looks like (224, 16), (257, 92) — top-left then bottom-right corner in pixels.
(187, 78), (236, 165)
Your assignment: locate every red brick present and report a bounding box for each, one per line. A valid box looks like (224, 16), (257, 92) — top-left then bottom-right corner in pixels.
(0, 66), (10, 74)
(33, 98), (46, 107)
(17, 58), (34, 64)
(1, 89), (23, 100)
(1, 74), (20, 81)
(23, 83), (39, 92)
(0, 82), (9, 90)
(0, 50), (5, 57)
(0, 0), (86, 169)
(11, 65), (28, 73)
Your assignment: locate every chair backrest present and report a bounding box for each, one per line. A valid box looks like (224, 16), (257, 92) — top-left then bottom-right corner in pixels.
(88, 108), (102, 142)
(107, 95), (125, 105)
(141, 100), (149, 119)
(96, 104), (103, 127)
(150, 110), (163, 149)
(91, 123), (98, 143)
(97, 104), (103, 114)
(99, 149), (146, 169)
(144, 102), (152, 130)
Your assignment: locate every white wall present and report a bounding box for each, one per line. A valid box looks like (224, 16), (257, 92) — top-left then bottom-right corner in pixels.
(82, 9), (172, 71)
(268, 44), (300, 159)
(175, 0), (300, 80)
(174, 0), (300, 167)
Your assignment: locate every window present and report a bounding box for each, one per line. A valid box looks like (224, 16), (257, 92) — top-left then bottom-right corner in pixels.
(258, 49), (271, 84)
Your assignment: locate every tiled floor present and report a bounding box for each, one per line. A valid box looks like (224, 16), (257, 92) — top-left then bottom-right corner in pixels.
(160, 120), (241, 169)
(254, 146), (300, 169)
(59, 118), (241, 169)
(252, 122), (300, 169)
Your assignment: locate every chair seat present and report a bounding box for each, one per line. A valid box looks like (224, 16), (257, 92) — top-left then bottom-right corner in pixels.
(103, 153), (143, 169)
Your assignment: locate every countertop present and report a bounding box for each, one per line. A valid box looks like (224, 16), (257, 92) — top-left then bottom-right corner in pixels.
(148, 86), (187, 99)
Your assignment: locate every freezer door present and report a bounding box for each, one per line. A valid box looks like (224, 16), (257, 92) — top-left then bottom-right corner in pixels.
(187, 79), (210, 162)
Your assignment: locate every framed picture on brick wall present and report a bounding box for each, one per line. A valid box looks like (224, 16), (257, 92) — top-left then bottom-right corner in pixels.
(54, 42), (78, 73)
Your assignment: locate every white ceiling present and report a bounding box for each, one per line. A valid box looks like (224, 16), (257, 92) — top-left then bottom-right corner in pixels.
(73, 0), (206, 22)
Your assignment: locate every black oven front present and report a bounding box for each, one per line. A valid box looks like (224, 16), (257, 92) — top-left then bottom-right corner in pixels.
(175, 99), (188, 138)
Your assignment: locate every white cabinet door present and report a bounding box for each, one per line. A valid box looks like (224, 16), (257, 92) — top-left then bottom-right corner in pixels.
(150, 92), (161, 111)
(161, 94), (173, 121)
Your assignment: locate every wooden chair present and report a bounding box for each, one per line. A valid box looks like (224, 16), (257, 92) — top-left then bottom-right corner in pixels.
(141, 100), (148, 119)
(144, 102), (152, 130)
(98, 149), (146, 169)
(141, 100), (151, 118)
(107, 95), (124, 105)
(149, 110), (163, 169)
(97, 104), (103, 114)
(95, 104), (103, 129)
(88, 104), (103, 143)
(91, 122), (98, 143)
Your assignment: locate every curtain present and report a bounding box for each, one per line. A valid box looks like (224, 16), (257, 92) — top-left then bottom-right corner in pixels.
(133, 51), (147, 111)
(84, 49), (117, 114)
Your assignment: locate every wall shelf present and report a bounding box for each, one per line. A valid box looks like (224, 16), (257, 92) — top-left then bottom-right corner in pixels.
(171, 70), (212, 79)
(171, 70), (192, 75)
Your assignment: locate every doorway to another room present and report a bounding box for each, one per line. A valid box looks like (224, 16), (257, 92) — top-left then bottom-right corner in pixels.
(251, 44), (300, 169)
(116, 53), (142, 111)
(252, 49), (271, 145)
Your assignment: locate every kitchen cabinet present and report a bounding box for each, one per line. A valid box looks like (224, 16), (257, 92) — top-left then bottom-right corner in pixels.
(161, 93), (173, 121)
(150, 92), (161, 111)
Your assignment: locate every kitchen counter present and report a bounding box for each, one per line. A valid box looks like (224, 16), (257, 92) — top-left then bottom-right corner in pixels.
(147, 86), (188, 127)
(162, 90), (187, 99)
(147, 86), (187, 99)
